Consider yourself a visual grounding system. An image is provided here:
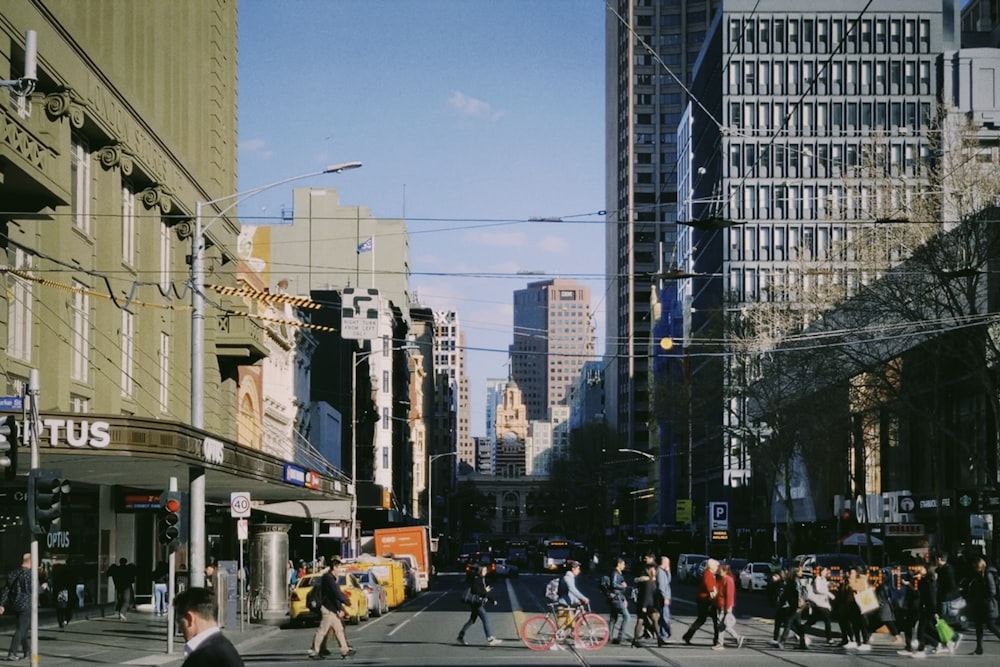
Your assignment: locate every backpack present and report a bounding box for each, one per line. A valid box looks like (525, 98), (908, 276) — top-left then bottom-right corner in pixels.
(599, 575), (615, 601)
(306, 582), (323, 613)
(545, 577), (560, 602)
(4, 569), (30, 613)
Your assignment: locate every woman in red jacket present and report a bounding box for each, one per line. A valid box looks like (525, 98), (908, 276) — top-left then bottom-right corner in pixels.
(682, 558), (721, 648)
(717, 564), (744, 649)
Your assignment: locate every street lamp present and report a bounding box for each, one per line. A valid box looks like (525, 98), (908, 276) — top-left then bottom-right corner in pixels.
(617, 448), (656, 461)
(189, 161), (361, 585)
(428, 452), (458, 543)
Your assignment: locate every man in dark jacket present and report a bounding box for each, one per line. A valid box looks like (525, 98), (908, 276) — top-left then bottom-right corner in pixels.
(174, 587), (243, 667)
(308, 557), (356, 660)
(0, 553), (32, 661)
(914, 564), (941, 656)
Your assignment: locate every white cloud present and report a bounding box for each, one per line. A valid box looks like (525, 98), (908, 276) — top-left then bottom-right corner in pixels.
(239, 137), (273, 159)
(448, 91), (503, 120)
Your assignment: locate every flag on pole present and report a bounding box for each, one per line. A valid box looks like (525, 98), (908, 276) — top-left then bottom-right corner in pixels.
(357, 237), (374, 254)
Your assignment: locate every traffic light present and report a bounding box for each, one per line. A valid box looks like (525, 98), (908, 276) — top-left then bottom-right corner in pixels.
(158, 490), (185, 550)
(27, 468), (70, 535)
(0, 415), (18, 480)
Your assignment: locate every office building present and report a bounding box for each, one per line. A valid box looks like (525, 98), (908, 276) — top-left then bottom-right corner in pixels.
(605, 0), (720, 451)
(678, 0), (960, 524)
(510, 278), (595, 421)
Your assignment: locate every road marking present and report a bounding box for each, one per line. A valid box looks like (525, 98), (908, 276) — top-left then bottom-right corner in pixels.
(386, 590), (446, 636)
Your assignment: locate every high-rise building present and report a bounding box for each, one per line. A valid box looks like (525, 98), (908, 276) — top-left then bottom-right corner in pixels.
(678, 0), (961, 521)
(510, 278), (595, 421)
(433, 311), (473, 472)
(605, 0), (720, 451)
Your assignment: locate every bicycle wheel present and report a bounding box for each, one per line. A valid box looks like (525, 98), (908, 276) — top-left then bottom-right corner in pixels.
(574, 612), (609, 650)
(521, 614), (558, 651)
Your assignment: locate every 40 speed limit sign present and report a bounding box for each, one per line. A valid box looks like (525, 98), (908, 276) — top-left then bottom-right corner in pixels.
(230, 491), (251, 518)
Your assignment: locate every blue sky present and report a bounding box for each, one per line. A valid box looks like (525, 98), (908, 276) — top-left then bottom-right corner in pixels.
(237, 0), (607, 435)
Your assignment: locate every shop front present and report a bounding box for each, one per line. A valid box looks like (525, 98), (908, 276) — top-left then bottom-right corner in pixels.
(0, 412), (350, 609)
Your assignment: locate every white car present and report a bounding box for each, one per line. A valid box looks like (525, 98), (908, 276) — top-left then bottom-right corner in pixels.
(739, 562), (774, 591)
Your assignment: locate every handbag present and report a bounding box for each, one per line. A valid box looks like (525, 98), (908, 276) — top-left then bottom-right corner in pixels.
(935, 617), (955, 645)
(854, 587), (879, 615)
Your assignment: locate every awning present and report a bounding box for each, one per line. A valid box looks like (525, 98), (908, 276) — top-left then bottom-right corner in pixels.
(258, 499), (352, 521)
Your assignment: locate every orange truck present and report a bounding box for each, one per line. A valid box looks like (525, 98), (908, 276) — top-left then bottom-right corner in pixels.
(373, 526), (431, 592)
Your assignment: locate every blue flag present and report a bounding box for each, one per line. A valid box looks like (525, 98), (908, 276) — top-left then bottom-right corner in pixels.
(357, 237), (374, 254)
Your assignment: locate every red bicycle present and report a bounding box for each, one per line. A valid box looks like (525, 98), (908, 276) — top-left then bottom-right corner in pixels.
(520, 601), (609, 651)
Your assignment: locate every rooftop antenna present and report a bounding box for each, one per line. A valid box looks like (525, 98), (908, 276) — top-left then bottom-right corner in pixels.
(1, 31), (38, 97)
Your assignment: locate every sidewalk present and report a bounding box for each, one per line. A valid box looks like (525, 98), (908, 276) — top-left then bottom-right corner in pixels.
(0, 606), (278, 666)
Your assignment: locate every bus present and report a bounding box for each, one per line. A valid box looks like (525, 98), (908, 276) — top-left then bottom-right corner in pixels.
(541, 539), (571, 571)
(506, 539), (529, 569)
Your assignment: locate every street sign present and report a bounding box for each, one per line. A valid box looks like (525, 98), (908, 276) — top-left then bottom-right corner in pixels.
(230, 491), (251, 518)
(710, 501), (729, 530)
(0, 396), (23, 411)
(341, 287), (380, 340)
(237, 518), (249, 541)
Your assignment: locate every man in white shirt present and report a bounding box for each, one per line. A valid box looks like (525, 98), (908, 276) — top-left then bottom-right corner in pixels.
(174, 587), (243, 667)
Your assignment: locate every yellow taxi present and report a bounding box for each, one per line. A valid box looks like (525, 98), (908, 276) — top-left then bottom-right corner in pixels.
(288, 571), (369, 626)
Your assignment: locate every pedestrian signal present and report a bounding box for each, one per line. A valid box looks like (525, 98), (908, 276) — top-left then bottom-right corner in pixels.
(0, 415), (18, 480)
(28, 468), (70, 534)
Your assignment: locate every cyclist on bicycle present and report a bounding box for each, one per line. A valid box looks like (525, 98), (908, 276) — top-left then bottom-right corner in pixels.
(557, 561), (590, 627)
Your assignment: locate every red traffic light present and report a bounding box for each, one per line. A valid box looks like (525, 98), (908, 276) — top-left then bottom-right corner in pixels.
(164, 498), (181, 513)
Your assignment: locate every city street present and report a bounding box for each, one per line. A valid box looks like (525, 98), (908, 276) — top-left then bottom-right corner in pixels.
(6, 572), (996, 666)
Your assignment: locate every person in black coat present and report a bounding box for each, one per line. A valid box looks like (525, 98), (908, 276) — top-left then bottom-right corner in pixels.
(457, 563), (501, 645)
(914, 564), (941, 655)
(632, 563), (663, 647)
(965, 556), (1000, 655)
(174, 587), (243, 667)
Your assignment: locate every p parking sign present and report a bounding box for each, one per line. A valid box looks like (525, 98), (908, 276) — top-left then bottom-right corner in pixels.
(710, 501), (729, 530)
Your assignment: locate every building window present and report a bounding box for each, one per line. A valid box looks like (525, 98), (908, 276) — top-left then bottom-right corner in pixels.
(70, 395), (90, 414)
(121, 310), (135, 399)
(71, 140), (91, 234)
(158, 332), (170, 413)
(160, 222), (171, 289)
(71, 281), (90, 382)
(382, 370), (389, 393)
(7, 248), (33, 363)
(122, 181), (136, 266)
(382, 407), (390, 430)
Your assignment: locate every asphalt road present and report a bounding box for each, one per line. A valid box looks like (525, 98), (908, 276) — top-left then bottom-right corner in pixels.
(229, 572), (997, 666)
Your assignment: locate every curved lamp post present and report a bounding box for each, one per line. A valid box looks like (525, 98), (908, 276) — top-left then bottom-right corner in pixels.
(189, 162), (361, 585)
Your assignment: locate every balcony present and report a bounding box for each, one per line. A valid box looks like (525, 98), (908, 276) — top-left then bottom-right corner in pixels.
(214, 297), (268, 364)
(0, 104), (70, 214)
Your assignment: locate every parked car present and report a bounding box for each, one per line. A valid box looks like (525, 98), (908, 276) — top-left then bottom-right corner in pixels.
(288, 571), (369, 626)
(739, 561), (775, 591)
(723, 558), (749, 576)
(352, 570), (389, 617)
(677, 553), (709, 583)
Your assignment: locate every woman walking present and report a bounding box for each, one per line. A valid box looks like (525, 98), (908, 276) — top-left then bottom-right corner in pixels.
(965, 557), (1000, 655)
(632, 563), (662, 647)
(457, 564), (501, 646)
(717, 563), (744, 649)
(802, 566), (836, 645)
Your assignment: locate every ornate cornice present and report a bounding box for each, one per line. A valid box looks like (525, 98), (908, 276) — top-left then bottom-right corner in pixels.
(173, 220), (193, 240)
(97, 142), (134, 176)
(139, 184), (173, 214)
(43, 89), (85, 129)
